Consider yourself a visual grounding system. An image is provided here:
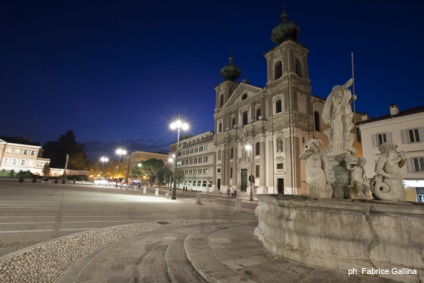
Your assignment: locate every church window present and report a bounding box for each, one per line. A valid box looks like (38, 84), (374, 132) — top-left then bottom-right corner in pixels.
(255, 142), (260, 155)
(276, 99), (282, 113)
(295, 58), (302, 77)
(242, 93), (248, 100)
(242, 111), (248, 126)
(232, 117), (236, 128)
(314, 111), (320, 131)
(256, 108), (261, 120)
(230, 147), (234, 159)
(219, 94), (224, 108)
(274, 61), (283, 80)
(218, 122), (222, 132)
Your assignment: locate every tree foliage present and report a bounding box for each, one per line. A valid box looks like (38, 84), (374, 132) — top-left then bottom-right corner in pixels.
(43, 130), (87, 169)
(134, 158), (165, 185)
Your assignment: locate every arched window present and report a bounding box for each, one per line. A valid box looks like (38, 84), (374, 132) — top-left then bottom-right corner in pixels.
(242, 93), (248, 100)
(256, 108), (261, 120)
(295, 59), (302, 77)
(274, 61), (283, 80)
(219, 94), (224, 108)
(230, 147), (234, 159)
(232, 117), (236, 127)
(314, 111), (320, 131)
(275, 99), (282, 113)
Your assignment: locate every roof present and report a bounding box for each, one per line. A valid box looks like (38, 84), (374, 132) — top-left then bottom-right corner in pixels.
(356, 105), (424, 125)
(0, 136), (40, 146)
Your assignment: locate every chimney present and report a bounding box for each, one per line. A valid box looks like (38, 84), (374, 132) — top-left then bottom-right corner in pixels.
(390, 104), (399, 116)
(361, 114), (369, 121)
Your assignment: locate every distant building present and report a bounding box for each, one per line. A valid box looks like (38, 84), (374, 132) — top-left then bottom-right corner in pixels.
(169, 131), (215, 191)
(358, 104), (424, 202)
(0, 136), (50, 175)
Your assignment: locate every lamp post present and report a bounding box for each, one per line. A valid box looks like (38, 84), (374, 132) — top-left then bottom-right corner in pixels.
(170, 115), (189, 200)
(168, 157), (174, 189)
(100, 156), (109, 177)
(115, 148), (127, 185)
(245, 144), (254, 201)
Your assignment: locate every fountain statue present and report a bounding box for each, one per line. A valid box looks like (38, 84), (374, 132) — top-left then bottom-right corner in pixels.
(370, 141), (406, 201)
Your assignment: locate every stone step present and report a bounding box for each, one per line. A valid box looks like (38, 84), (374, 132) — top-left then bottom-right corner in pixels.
(184, 224), (257, 283)
(165, 229), (207, 283)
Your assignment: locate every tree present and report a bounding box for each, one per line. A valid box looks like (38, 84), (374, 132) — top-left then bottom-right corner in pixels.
(43, 130), (88, 170)
(138, 158), (165, 186)
(42, 163), (50, 177)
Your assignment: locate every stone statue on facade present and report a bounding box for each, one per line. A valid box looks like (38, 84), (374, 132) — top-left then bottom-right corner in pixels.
(300, 139), (333, 198)
(370, 141), (406, 201)
(322, 78), (356, 156)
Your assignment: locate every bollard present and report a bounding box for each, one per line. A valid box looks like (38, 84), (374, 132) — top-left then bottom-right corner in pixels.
(196, 192), (202, 205)
(155, 188), (159, 196)
(234, 197), (242, 212)
(143, 187), (147, 194)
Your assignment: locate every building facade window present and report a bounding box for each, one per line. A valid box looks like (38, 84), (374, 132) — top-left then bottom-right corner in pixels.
(3, 158), (9, 165)
(402, 128), (424, 143)
(23, 150), (28, 155)
(413, 157), (424, 172)
(21, 159), (26, 166)
(256, 142), (260, 155)
(242, 111), (248, 126)
(256, 108), (261, 120)
(372, 132), (392, 147)
(277, 163), (284, 169)
(274, 61), (282, 80)
(30, 151), (35, 156)
(6, 148), (12, 153)
(256, 165), (260, 177)
(295, 58), (302, 77)
(219, 94), (224, 108)
(276, 99), (282, 113)
(314, 111), (320, 131)
(230, 147), (233, 159)
(12, 158), (18, 165)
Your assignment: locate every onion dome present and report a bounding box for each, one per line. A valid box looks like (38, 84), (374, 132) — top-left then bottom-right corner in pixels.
(220, 53), (241, 82)
(271, 9), (300, 44)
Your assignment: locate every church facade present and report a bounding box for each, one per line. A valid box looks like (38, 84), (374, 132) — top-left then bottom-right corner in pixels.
(213, 9), (362, 195)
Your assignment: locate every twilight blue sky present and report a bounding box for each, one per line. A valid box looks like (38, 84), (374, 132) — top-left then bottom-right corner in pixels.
(1, 0), (423, 159)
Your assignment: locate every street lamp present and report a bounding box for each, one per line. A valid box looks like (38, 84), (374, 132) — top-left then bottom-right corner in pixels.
(245, 143), (254, 201)
(170, 115), (189, 200)
(168, 157), (174, 189)
(99, 156), (109, 177)
(115, 148), (127, 184)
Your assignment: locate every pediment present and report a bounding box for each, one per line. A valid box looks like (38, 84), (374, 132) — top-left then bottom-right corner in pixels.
(224, 83), (263, 108)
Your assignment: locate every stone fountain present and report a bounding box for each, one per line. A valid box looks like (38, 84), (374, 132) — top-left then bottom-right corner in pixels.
(254, 79), (424, 282)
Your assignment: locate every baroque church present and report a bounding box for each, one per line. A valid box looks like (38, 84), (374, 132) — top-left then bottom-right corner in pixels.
(212, 8), (363, 195)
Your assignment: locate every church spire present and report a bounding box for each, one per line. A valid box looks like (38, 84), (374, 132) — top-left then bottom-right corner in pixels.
(220, 52), (241, 82)
(271, 4), (300, 44)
